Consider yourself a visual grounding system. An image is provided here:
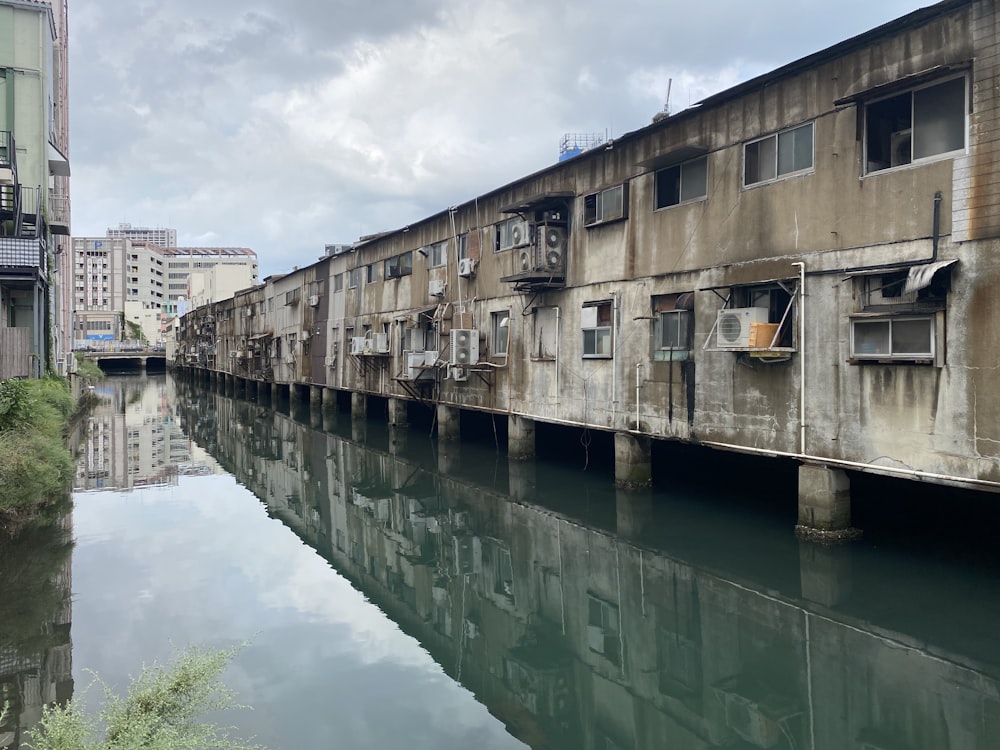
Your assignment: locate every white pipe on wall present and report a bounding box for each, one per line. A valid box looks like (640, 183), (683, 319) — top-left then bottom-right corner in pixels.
(791, 261), (806, 455)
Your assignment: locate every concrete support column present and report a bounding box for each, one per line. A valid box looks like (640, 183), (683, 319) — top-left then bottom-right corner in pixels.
(614, 432), (652, 490)
(795, 464), (860, 541)
(246, 380), (257, 400)
(290, 383), (301, 403)
(323, 408), (338, 433)
(322, 387), (336, 410)
(508, 415), (536, 461)
(438, 442), (461, 475)
(271, 382), (281, 403)
(389, 425), (408, 455)
(351, 392), (367, 421)
(388, 398), (409, 428)
(616, 489), (653, 539)
(437, 404), (460, 442)
(799, 540), (854, 606)
(508, 460), (536, 502)
(310, 386), (322, 408)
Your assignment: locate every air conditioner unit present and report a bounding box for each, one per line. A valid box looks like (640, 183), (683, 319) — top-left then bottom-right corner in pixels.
(405, 350), (425, 380)
(721, 691), (783, 748)
(510, 219), (530, 248)
(324, 356), (336, 368)
(283, 354), (295, 365)
(363, 338), (374, 355)
(463, 619), (479, 640)
(229, 350), (238, 358)
(373, 332), (390, 353)
(308, 294), (319, 307)
(424, 350), (438, 366)
(450, 328), (478, 366)
(458, 257), (477, 278)
(428, 279), (446, 297)
(350, 336), (367, 355)
(301, 330), (311, 341)
(539, 226), (567, 272)
(716, 307), (770, 349)
(245, 307), (254, 317)
(518, 248), (534, 272)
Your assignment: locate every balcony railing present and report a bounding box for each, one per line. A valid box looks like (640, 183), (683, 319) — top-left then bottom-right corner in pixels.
(0, 236), (47, 275)
(48, 190), (70, 235)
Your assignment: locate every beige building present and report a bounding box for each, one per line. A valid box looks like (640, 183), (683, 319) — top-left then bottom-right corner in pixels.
(106, 222), (177, 248)
(177, 0), (1000, 536)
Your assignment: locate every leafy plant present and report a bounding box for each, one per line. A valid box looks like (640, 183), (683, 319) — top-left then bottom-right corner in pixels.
(26, 647), (266, 750)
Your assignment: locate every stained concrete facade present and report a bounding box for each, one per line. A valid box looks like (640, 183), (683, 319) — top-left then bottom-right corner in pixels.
(175, 0), (1000, 524)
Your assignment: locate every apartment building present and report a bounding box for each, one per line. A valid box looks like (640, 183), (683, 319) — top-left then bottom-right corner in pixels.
(106, 222), (177, 248)
(0, 0), (71, 377)
(176, 0), (1000, 533)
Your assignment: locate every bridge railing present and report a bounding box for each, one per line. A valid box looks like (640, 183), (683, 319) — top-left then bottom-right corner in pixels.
(73, 339), (165, 353)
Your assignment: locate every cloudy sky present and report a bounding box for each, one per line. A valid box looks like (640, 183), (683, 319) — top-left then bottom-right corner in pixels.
(69, 0), (924, 278)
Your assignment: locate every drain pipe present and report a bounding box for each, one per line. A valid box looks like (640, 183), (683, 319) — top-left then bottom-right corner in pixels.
(932, 190), (942, 262)
(791, 261), (806, 455)
(635, 362), (642, 430)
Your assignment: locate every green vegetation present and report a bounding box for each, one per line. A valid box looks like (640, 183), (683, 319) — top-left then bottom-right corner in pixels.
(73, 353), (104, 384)
(0, 377), (76, 523)
(26, 647), (266, 750)
(124, 319), (147, 343)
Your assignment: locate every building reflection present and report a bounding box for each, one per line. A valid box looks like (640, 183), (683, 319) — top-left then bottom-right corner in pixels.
(176, 379), (1000, 750)
(74, 375), (221, 492)
(0, 515), (73, 749)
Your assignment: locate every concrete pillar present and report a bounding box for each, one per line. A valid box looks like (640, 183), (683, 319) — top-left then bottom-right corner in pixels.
(321, 387), (336, 410)
(310, 407), (323, 430)
(437, 404), (460, 442)
(616, 489), (653, 538)
(246, 379), (257, 400)
(310, 386), (322, 408)
(351, 392), (367, 421)
(614, 432), (652, 489)
(351, 415), (367, 443)
(388, 398), (409, 428)
(389, 425), (408, 455)
(290, 383), (302, 403)
(799, 540), (854, 606)
(271, 382), (281, 403)
(795, 464), (861, 541)
(438, 442), (461, 475)
(508, 415), (536, 461)
(322, 408), (338, 433)
(508, 460), (536, 502)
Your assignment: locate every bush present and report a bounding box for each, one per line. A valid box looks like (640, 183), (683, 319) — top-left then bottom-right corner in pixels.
(0, 378), (75, 518)
(73, 355), (104, 385)
(26, 647), (266, 750)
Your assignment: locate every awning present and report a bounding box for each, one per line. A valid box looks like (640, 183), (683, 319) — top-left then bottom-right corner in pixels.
(48, 142), (70, 177)
(499, 192), (575, 215)
(903, 258), (958, 294)
(636, 145), (707, 172)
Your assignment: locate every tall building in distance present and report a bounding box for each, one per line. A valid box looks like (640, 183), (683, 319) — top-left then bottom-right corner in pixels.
(106, 222), (177, 248)
(71, 237), (258, 345)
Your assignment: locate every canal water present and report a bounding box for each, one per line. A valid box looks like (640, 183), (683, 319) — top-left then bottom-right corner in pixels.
(3, 373), (1000, 748)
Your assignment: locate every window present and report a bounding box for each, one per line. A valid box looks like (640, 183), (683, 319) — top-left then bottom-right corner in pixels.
(652, 293), (694, 361)
(366, 264), (377, 283)
(584, 184), (628, 227)
(495, 217), (529, 252)
(384, 252), (413, 279)
(348, 268), (361, 288)
(740, 284), (795, 348)
(655, 157), (708, 209)
(333, 273), (344, 292)
(491, 310), (510, 357)
(744, 122), (813, 186)
(851, 316), (935, 361)
(457, 233), (469, 260)
(849, 264), (951, 363)
(865, 75), (966, 173)
(284, 288), (301, 306)
(582, 301), (613, 358)
(428, 240), (447, 268)
(587, 595), (622, 665)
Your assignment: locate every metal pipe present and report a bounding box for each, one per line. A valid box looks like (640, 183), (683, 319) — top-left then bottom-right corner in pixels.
(932, 190), (942, 261)
(700, 439), (1000, 492)
(635, 362), (642, 430)
(791, 261), (806, 454)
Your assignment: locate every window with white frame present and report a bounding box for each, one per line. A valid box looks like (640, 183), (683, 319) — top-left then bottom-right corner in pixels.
(655, 157), (708, 209)
(384, 251), (413, 279)
(582, 300), (613, 358)
(864, 75), (966, 173)
(333, 273), (344, 292)
(849, 265), (951, 363)
(584, 184), (628, 227)
(744, 122), (814, 186)
(652, 293), (694, 360)
(587, 594), (622, 665)
(428, 240), (447, 268)
(491, 310), (510, 357)
(347, 268), (360, 288)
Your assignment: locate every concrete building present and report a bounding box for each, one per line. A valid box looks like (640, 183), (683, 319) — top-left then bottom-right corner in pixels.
(71, 239), (257, 345)
(0, 0), (71, 378)
(176, 0), (1000, 535)
(106, 222), (177, 248)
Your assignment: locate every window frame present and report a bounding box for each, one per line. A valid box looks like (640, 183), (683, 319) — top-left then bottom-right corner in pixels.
(743, 122), (814, 187)
(654, 156), (708, 210)
(491, 310), (511, 358)
(347, 268), (360, 289)
(652, 292), (694, 361)
(863, 73), (968, 175)
(428, 240), (447, 268)
(584, 183), (629, 227)
(384, 251), (414, 280)
(849, 314), (937, 363)
(581, 300), (614, 359)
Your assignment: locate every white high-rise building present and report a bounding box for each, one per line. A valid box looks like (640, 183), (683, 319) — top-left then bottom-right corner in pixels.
(106, 223), (177, 248)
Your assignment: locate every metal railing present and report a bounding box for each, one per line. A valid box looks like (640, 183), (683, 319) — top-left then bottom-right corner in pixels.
(73, 339), (164, 353)
(0, 236), (46, 273)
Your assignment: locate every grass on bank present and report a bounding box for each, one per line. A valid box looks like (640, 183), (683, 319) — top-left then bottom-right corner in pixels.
(0, 377), (76, 519)
(26, 647), (266, 750)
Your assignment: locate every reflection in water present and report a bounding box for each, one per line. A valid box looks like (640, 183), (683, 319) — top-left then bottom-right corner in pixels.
(0, 514), (73, 749)
(162, 376), (1000, 750)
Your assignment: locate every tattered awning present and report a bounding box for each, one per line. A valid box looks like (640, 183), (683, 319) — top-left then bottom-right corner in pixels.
(843, 258), (958, 293)
(48, 142), (70, 177)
